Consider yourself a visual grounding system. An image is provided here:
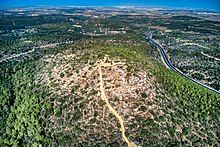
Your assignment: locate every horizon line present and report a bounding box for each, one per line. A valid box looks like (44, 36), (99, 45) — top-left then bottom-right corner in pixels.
(0, 5), (219, 12)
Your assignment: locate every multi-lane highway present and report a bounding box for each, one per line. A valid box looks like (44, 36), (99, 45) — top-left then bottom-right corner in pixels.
(147, 32), (220, 95)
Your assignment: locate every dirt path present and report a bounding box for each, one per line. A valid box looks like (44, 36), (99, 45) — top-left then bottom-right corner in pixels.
(181, 42), (209, 49)
(97, 59), (136, 147)
(201, 52), (220, 61)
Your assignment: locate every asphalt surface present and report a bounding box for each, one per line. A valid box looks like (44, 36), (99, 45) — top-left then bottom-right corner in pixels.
(0, 48), (35, 63)
(147, 32), (220, 95)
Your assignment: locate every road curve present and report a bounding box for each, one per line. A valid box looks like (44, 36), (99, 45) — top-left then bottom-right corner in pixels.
(147, 32), (220, 95)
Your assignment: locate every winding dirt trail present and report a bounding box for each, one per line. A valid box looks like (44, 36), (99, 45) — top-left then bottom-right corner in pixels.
(97, 59), (136, 147)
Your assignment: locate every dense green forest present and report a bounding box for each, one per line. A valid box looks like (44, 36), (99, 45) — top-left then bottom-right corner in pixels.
(0, 60), (51, 146)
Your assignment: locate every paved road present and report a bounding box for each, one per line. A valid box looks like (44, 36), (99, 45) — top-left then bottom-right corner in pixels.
(0, 48), (35, 63)
(147, 32), (220, 94)
(0, 41), (74, 63)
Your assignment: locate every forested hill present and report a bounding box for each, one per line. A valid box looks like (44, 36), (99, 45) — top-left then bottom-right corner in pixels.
(1, 36), (219, 146)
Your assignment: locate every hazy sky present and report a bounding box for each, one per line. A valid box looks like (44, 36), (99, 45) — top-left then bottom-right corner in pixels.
(0, 0), (220, 11)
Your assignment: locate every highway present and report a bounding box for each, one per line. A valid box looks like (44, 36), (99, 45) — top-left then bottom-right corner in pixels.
(147, 32), (220, 95)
